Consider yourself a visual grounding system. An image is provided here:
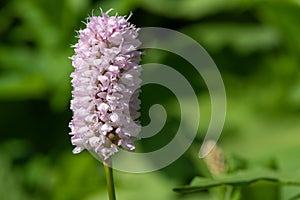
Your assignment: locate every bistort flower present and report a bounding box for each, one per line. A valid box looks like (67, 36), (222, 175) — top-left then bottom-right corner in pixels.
(69, 9), (142, 161)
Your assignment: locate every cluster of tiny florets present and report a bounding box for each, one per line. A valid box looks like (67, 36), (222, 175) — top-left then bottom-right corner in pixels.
(69, 10), (141, 161)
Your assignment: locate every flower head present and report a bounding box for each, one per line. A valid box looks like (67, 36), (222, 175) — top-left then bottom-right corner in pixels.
(69, 10), (141, 161)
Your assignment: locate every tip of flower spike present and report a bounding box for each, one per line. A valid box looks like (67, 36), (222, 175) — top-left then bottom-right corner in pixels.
(126, 12), (133, 21)
(106, 8), (114, 15)
(98, 8), (114, 18)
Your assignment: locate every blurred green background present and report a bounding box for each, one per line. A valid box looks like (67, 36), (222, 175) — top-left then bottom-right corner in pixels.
(0, 0), (300, 199)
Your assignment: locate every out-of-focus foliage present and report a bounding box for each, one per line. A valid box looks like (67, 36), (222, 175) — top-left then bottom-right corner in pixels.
(0, 0), (300, 199)
(0, 0), (91, 110)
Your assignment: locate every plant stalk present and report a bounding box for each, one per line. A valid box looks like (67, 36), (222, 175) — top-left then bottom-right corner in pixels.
(103, 160), (116, 200)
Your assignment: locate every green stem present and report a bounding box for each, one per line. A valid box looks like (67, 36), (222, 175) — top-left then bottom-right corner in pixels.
(224, 186), (233, 200)
(103, 160), (116, 200)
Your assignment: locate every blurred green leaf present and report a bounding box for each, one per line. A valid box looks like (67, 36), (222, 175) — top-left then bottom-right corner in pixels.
(0, 140), (31, 200)
(52, 152), (105, 200)
(0, 154), (28, 200)
(258, 1), (300, 56)
(174, 169), (300, 193)
(182, 23), (279, 54)
(289, 193), (300, 200)
(140, 0), (244, 19)
(0, 74), (47, 99)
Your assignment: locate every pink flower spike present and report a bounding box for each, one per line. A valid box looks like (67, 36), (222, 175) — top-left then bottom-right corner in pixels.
(69, 9), (141, 161)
